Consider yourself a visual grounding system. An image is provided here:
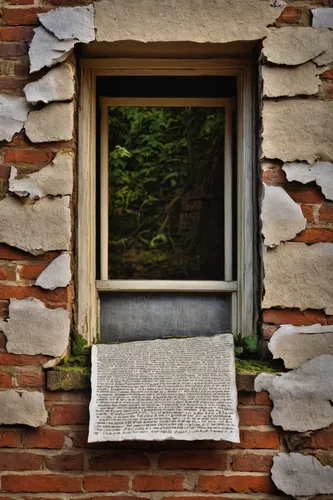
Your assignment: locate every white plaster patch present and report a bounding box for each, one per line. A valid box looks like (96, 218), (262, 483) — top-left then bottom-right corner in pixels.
(283, 161), (333, 201)
(29, 26), (75, 74)
(36, 253), (71, 290)
(25, 102), (74, 143)
(262, 100), (333, 163)
(262, 184), (306, 247)
(39, 5), (95, 44)
(272, 453), (333, 499)
(312, 8), (333, 29)
(0, 390), (47, 427)
(24, 63), (75, 104)
(0, 94), (29, 142)
(263, 242), (333, 315)
(269, 324), (333, 369)
(0, 195), (71, 255)
(95, 0), (284, 43)
(255, 354), (333, 432)
(262, 62), (322, 97)
(263, 27), (333, 65)
(2, 298), (69, 357)
(9, 151), (73, 200)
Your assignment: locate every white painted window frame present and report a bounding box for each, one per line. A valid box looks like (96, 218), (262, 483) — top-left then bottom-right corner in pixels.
(78, 58), (254, 343)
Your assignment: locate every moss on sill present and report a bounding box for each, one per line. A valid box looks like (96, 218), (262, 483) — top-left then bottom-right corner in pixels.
(235, 358), (282, 375)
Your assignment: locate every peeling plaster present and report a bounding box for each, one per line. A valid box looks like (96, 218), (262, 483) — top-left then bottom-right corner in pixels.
(1, 298), (69, 357)
(262, 62), (323, 97)
(95, 0), (284, 43)
(282, 161), (333, 201)
(263, 243), (333, 314)
(39, 5), (95, 44)
(36, 253), (71, 290)
(29, 26), (75, 74)
(272, 453), (333, 499)
(269, 324), (333, 368)
(255, 354), (333, 432)
(24, 63), (75, 104)
(262, 100), (333, 163)
(9, 152), (73, 200)
(313, 45), (333, 66)
(25, 102), (74, 143)
(0, 95), (30, 142)
(0, 195), (71, 255)
(263, 27), (333, 65)
(0, 390), (47, 427)
(312, 8), (333, 29)
(262, 184), (306, 247)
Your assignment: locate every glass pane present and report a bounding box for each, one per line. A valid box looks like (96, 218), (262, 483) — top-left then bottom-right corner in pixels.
(108, 106), (225, 280)
(100, 293), (231, 342)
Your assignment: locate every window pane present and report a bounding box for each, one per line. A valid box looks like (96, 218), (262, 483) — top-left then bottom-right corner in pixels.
(108, 106), (225, 280)
(100, 293), (231, 342)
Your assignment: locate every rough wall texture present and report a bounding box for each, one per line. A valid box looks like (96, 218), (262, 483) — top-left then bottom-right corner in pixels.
(0, 1), (332, 500)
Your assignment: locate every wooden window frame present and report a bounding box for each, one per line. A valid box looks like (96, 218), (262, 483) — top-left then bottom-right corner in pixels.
(78, 58), (255, 343)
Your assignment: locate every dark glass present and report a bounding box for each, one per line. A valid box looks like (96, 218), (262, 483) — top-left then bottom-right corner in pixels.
(108, 106), (225, 279)
(100, 292), (231, 342)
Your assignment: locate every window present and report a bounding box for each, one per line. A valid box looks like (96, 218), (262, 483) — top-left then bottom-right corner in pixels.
(78, 57), (256, 343)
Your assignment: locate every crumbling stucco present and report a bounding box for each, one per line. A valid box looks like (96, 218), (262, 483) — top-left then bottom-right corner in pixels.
(262, 63), (322, 97)
(255, 354), (333, 431)
(9, 152), (73, 200)
(263, 243), (333, 314)
(24, 63), (75, 104)
(0, 196), (71, 255)
(262, 184), (306, 247)
(95, 0), (284, 43)
(313, 44), (333, 66)
(263, 27), (333, 65)
(272, 453), (333, 499)
(282, 161), (333, 201)
(29, 26), (75, 74)
(39, 5), (95, 44)
(0, 390), (47, 427)
(25, 102), (74, 143)
(0, 298), (69, 357)
(36, 253), (71, 290)
(0, 95), (30, 142)
(312, 8), (333, 29)
(269, 324), (333, 369)
(262, 100), (333, 163)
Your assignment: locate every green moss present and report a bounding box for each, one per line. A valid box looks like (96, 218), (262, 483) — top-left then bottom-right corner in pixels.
(235, 358), (283, 375)
(54, 364), (91, 375)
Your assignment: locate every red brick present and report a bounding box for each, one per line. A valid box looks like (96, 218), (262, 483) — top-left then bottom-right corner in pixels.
(0, 244), (61, 261)
(263, 324), (278, 339)
(237, 392), (255, 405)
(84, 475), (130, 492)
(0, 354), (50, 366)
(49, 403), (89, 425)
(0, 371), (12, 388)
(0, 285), (70, 302)
(321, 69), (333, 80)
(197, 474), (273, 493)
(89, 453), (150, 471)
(276, 6), (299, 24)
(71, 430), (89, 447)
(300, 204), (315, 223)
(133, 475), (184, 492)
(4, 150), (53, 164)
(255, 392), (272, 406)
(45, 453), (84, 472)
(0, 166), (11, 179)
(232, 453), (273, 472)
(162, 497), (245, 500)
(23, 428), (64, 449)
(0, 431), (21, 448)
(0, 77), (26, 92)
(19, 264), (48, 280)
(0, 266), (16, 281)
(319, 202), (333, 222)
(236, 430), (280, 450)
(77, 497), (148, 500)
(0, 26), (34, 42)
(294, 227), (333, 243)
(0, 43), (27, 57)
(0, 452), (41, 471)
(309, 430), (333, 449)
(158, 451), (228, 470)
(7, 0), (34, 4)
(17, 371), (45, 387)
(262, 308), (328, 326)
(287, 185), (325, 204)
(2, 474), (82, 493)
(2, 8), (49, 26)
(238, 407), (271, 426)
(0, 332), (7, 350)
(14, 63), (29, 77)
(262, 164), (286, 184)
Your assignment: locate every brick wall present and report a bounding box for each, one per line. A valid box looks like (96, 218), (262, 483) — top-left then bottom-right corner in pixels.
(0, 0), (332, 498)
